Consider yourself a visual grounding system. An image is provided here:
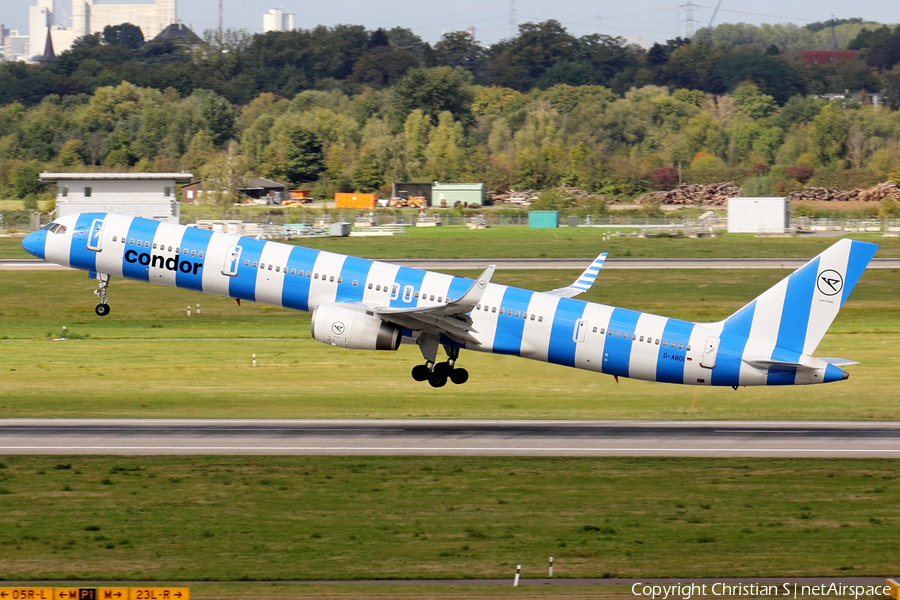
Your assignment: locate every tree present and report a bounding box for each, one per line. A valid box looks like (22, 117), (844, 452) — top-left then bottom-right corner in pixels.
(393, 66), (475, 126)
(103, 23), (144, 49)
(8, 161), (41, 198)
(732, 84), (778, 120)
(351, 150), (382, 192)
(808, 104), (849, 165)
(434, 32), (485, 80)
(265, 126), (324, 185)
(349, 46), (419, 87)
(195, 90), (236, 148)
(489, 20), (578, 90)
(882, 64), (900, 110)
(711, 54), (806, 104)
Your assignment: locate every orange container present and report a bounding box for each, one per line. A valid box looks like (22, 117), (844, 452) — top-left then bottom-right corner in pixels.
(335, 193), (378, 209)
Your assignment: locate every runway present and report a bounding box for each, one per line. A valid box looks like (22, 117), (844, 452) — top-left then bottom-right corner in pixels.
(1, 419), (899, 457)
(3, 257), (900, 271)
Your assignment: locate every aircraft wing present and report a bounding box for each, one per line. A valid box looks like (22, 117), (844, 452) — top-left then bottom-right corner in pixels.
(371, 265), (497, 346)
(546, 252), (608, 298)
(742, 356), (858, 371)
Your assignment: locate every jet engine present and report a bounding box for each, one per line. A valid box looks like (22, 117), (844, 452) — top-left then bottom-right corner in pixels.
(311, 303), (402, 351)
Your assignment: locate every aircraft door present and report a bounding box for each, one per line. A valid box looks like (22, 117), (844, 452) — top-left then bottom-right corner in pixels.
(700, 336), (720, 368)
(86, 219), (104, 252)
(222, 245), (242, 276)
(573, 319), (587, 343)
(402, 285), (414, 303)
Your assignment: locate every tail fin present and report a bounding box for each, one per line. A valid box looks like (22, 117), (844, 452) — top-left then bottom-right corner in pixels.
(723, 238), (877, 356)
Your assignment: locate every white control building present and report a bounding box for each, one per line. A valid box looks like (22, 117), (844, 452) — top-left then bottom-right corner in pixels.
(41, 172), (193, 224)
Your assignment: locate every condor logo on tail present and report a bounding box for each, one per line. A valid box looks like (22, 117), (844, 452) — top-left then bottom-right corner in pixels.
(817, 269), (843, 296)
(125, 249), (203, 275)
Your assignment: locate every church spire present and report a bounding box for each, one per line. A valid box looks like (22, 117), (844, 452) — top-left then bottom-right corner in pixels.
(37, 27), (57, 65)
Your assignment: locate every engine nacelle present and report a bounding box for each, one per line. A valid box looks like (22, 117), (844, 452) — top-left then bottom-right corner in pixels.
(311, 303), (401, 351)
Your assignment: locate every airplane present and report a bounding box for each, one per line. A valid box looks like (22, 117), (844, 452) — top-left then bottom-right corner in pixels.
(22, 212), (877, 388)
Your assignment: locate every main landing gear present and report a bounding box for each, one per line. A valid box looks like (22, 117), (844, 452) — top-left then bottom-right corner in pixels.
(94, 273), (111, 316)
(411, 337), (469, 387)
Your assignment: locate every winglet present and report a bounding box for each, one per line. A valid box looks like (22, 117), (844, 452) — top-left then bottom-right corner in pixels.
(446, 264), (496, 314)
(547, 252), (608, 298)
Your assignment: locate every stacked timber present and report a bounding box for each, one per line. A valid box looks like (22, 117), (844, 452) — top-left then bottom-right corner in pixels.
(789, 182), (900, 202)
(635, 182), (741, 205)
(490, 189), (540, 208)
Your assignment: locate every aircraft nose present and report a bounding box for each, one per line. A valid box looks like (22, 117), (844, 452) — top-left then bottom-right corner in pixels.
(22, 230), (47, 260)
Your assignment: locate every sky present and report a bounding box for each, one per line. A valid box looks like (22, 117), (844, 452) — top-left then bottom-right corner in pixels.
(3, 0), (900, 46)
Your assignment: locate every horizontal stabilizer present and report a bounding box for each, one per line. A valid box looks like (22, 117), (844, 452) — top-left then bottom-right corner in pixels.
(819, 357), (859, 367)
(547, 252), (608, 298)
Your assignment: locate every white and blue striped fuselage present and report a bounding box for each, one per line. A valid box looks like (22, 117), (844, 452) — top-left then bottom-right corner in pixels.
(24, 212), (872, 387)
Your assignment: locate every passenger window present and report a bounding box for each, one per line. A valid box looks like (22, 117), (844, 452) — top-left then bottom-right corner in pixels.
(414, 292), (420, 298)
(153, 243), (157, 249)
(616, 331), (621, 337)
(492, 307), (497, 313)
(515, 311), (521, 318)
(538, 316), (543, 322)
(291, 269), (296, 275)
(592, 326), (597, 333)
(168, 246), (172, 251)
(352, 280), (357, 286)
(438, 296), (443, 303)
(268, 264), (273, 271)
(655, 339), (660, 345)
(686, 345), (691, 351)
(252, 261), (258, 268)
(368, 283), (373, 289)
(129, 238), (134, 245)
(639, 336), (644, 342)
(430, 295), (435, 301)
(329, 276), (334, 282)
(476, 304), (481, 310)
(198, 252), (204, 257)
(182, 249), (188, 255)
(522, 313), (527, 319)
(530, 314), (535, 321)
(375, 284), (381, 291)
(648, 338), (652, 344)
(624, 333), (629, 340)
(175, 247), (180, 253)
(607, 330), (612, 336)
(112, 235), (117, 242)
(316, 273), (320, 279)
(275, 266), (280, 272)
(244, 260), (250, 267)
(678, 343), (684, 350)
(191, 250), (196, 256)
(338, 277), (342, 283)
(663, 341), (668, 347)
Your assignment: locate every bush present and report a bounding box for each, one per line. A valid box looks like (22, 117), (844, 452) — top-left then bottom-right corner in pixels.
(22, 193), (37, 211)
(784, 164), (814, 182)
(649, 166), (679, 190)
(742, 174), (774, 197)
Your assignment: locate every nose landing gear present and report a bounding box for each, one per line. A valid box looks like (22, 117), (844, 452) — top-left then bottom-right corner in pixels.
(93, 273), (111, 316)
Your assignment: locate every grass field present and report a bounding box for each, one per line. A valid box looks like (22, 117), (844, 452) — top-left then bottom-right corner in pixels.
(1, 268), (898, 420)
(0, 456), (897, 580)
(2, 227), (899, 260)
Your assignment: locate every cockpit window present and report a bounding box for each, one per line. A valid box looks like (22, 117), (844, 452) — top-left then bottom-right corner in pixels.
(45, 223), (67, 234)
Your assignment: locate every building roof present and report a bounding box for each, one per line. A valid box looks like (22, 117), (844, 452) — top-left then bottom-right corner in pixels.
(796, 50), (859, 64)
(153, 23), (202, 44)
(237, 177), (289, 191)
(36, 28), (57, 65)
(40, 172), (194, 182)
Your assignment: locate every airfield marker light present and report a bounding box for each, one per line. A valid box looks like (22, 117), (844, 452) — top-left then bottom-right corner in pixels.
(514, 565), (521, 587)
(252, 354), (257, 368)
(196, 304), (201, 316)
(61, 325), (67, 341)
(187, 305), (191, 317)
(549, 557), (553, 577)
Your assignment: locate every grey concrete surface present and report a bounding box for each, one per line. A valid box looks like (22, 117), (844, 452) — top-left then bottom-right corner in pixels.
(1, 419), (899, 457)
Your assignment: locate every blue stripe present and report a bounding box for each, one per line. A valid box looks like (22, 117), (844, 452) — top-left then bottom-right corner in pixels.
(282, 246), (321, 311)
(228, 237), (267, 301)
(547, 298), (588, 367)
(655, 318), (695, 384)
(121, 217), (161, 282)
(766, 345), (802, 385)
(174, 227), (212, 292)
(493, 287), (534, 356)
(390, 267), (428, 307)
(601, 307), (641, 377)
(711, 301), (756, 387)
(841, 240), (878, 306)
(446, 275), (474, 305)
(68, 212), (106, 272)
(776, 257), (819, 354)
(336, 257), (373, 303)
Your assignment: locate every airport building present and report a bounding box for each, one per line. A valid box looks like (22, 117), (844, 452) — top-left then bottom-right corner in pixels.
(263, 8), (295, 33)
(41, 172), (193, 224)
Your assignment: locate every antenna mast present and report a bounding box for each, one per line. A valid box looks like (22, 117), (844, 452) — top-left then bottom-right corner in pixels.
(510, 0), (516, 38)
(682, 0), (695, 38)
(218, 0), (223, 41)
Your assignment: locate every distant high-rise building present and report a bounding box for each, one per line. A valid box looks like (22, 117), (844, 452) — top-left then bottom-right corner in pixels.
(27, 0), (177, 59)
(263, 8), (295, 32)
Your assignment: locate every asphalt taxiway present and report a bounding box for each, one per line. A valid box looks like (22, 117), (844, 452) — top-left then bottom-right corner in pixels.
(1, 419), (898, 457)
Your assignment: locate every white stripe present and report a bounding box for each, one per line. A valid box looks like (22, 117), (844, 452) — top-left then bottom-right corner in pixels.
(519, 292), (561, 361)
(628, 313), (668, 382)
(470, 283), (507, 351)
(149, 222), (187, 288)
(201, 231), (238, 297)
(741, 277), (789, 386)
(803, 240), (851, 355)
(94, 214), (133, 277)
(307, 251), (347, 309)
(574, 303), (614, 372)
(363, 261), (401, 304)
(255, 241), (294, 307)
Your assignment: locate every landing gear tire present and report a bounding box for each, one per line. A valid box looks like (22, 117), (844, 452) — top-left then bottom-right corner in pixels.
(433, 361), (452, 377)
(95, 303), (110, 317)
(428, 371), (448, 388)
(411, 364), (430, 382)
(450, 368), (469, 385)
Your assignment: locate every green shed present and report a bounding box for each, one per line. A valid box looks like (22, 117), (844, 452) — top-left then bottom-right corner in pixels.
(528, 211), (559, 228)
(431, 182), (485, 207)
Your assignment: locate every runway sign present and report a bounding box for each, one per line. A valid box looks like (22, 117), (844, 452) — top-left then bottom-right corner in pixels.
(887, 579), (899, 600)
(0, 591), (187, 600)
